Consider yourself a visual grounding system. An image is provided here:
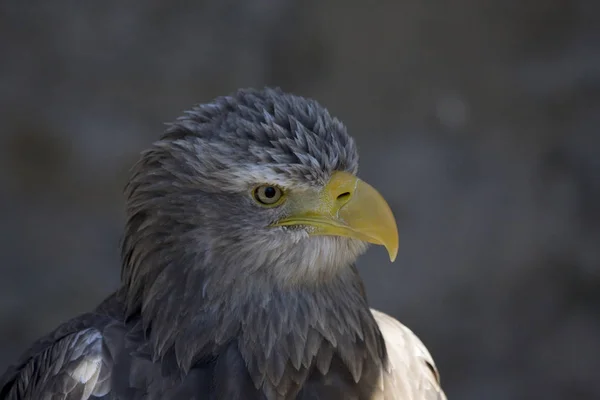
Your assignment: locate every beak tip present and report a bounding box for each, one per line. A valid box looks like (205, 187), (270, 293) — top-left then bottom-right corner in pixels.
(387, 246), (399, 262)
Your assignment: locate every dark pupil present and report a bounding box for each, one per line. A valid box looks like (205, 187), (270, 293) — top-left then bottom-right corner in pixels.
(264, 186), (276, 198)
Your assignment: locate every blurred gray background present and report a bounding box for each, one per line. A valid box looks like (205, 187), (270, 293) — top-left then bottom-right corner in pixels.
(1, 1), (599, 399)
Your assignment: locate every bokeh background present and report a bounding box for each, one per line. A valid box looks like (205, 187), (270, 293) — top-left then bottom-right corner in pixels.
(1, 1), (599, 399)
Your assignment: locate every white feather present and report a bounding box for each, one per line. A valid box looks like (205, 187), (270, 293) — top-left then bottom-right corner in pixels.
(371, 309), (447, 400)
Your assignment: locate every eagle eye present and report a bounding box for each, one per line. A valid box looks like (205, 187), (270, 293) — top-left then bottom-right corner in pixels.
(253, 185), (285, 206)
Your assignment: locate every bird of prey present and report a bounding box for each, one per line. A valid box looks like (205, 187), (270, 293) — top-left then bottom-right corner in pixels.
(0, 88), (446, 400)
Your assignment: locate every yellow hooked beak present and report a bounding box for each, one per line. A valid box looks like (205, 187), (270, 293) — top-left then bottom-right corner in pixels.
(273, 171), (399, 262)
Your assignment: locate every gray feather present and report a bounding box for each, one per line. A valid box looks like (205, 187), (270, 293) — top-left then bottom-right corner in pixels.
(0, 314), (114, 400)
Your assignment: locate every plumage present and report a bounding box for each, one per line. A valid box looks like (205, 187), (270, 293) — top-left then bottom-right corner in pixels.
(0, 87), (446, 399)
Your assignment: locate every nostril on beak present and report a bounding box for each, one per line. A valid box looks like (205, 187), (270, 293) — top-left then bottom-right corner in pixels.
(336, 192), (351, 202)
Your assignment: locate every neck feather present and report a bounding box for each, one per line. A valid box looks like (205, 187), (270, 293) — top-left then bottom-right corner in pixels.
(119, 248), (387, 394)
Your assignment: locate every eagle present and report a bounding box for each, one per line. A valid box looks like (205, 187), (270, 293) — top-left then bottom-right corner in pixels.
(0, 88), (446, 399)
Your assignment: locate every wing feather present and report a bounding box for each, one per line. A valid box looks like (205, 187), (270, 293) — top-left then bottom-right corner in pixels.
(0, 328), (112, 400)
(370, 309), (446, 400)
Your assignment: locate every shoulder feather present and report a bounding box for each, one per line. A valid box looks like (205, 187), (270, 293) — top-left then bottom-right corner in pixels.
(0, 319), (112, 400)
(370, 309), (446, 400)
